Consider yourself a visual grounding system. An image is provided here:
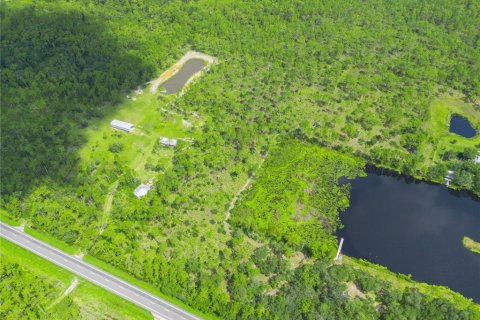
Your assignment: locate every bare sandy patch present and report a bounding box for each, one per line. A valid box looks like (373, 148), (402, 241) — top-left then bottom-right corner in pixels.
(346, 281), (366, 299)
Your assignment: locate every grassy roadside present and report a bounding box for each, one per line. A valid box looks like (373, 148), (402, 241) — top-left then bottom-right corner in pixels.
(0, 216), (82, 255)
(24, 226), (81, 255)
(462, 236), (480, 254)
(0, 238), (153, 320)
(84, 254), (218, 320)
(0, 209), (21, 226)
(343, 256), (480, 314)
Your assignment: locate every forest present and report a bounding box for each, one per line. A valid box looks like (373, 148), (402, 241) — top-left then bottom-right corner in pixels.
(1, 0), (479, 319)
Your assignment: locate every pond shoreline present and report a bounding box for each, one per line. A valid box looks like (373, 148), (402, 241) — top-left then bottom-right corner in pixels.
(337, 169), (480, 301)
(149, 51), (217, 94)
(364, 164), (480, 201)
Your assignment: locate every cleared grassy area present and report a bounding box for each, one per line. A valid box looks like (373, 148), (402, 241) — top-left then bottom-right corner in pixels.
(462, 236), (480, 254)
(344, 256), (480, 314)
(0, 238), (153, 320)
(421, 92), (480, 168)
(77, 89), (197, 181)
(84, 254), (218, 320)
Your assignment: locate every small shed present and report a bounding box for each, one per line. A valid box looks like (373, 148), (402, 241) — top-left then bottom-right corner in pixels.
(159, 137), (178, 147)
(111, 120), (134, 132)
(134, 184), (152, 198)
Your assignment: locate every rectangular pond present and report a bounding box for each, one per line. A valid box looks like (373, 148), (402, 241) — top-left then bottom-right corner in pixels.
(160, 58), (207, 94)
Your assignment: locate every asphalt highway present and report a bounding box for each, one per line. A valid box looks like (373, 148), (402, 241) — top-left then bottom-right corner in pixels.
(0, 222), (201, 320)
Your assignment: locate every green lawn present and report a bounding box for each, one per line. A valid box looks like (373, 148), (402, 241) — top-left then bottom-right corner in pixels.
(0, 238), (153, 320)
(77, 89), (197, 181)
(421, 92), (480, 168)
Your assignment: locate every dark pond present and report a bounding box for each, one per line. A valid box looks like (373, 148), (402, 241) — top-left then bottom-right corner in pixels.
(161, 59), (206, 94)
(450, 115), (477, 138)
(337, 170), (480, 301)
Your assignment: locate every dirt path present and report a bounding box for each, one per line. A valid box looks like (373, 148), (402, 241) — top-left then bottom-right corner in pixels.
(98, 181), (119, 236)
(149, 51), (217, 94)
(86, 181), (119, 252)
(47, 277), (79, 310)
(224, 154), (268, 235)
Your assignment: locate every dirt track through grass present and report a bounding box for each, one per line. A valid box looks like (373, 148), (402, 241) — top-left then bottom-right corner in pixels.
(224, 154), (268, 235)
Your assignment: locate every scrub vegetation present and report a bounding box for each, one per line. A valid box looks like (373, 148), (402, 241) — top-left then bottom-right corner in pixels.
(231, 141), (366, 258)
(0, 239), (152, 320)
(1, 0), (479, 319)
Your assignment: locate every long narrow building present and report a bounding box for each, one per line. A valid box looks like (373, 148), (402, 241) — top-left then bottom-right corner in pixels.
(110, 119), (134, 132)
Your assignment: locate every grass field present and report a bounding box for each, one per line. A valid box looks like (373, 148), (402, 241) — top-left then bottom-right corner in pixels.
(1, 238), (153, 320)
(77, 88), (198, 182)
(421, 92), (480, 169)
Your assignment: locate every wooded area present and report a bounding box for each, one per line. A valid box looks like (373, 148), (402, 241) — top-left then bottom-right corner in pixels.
(1, 0), (479, 318)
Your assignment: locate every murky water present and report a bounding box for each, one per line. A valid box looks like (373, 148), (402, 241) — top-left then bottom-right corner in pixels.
(161, 59), (206, 94)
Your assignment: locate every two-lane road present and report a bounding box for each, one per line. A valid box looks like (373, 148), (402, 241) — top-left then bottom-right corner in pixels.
(0, 222), (201, 320)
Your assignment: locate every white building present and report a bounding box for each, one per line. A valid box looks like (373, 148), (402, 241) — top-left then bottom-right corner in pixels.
(159, 137), (177, 147)
(110, 120), (134, 132)
(133, 184), (152, 198)
(474, 154), (480, 164)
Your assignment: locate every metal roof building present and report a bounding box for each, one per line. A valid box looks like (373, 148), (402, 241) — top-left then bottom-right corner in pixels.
(134, 184), (152, 198)
(159, 137), (178, 147)
(110, 120), (134, 132)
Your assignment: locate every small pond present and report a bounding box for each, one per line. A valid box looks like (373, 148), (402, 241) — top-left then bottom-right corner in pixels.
(450, 115), (477, 138)
(161, 59), (206, 94)
(337, 169), (480, 301)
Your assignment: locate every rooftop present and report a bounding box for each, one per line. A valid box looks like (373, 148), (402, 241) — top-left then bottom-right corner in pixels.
(110, 119), (134, 132)
(159, 137), (177, 147)
(134, 183), (152, 198)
